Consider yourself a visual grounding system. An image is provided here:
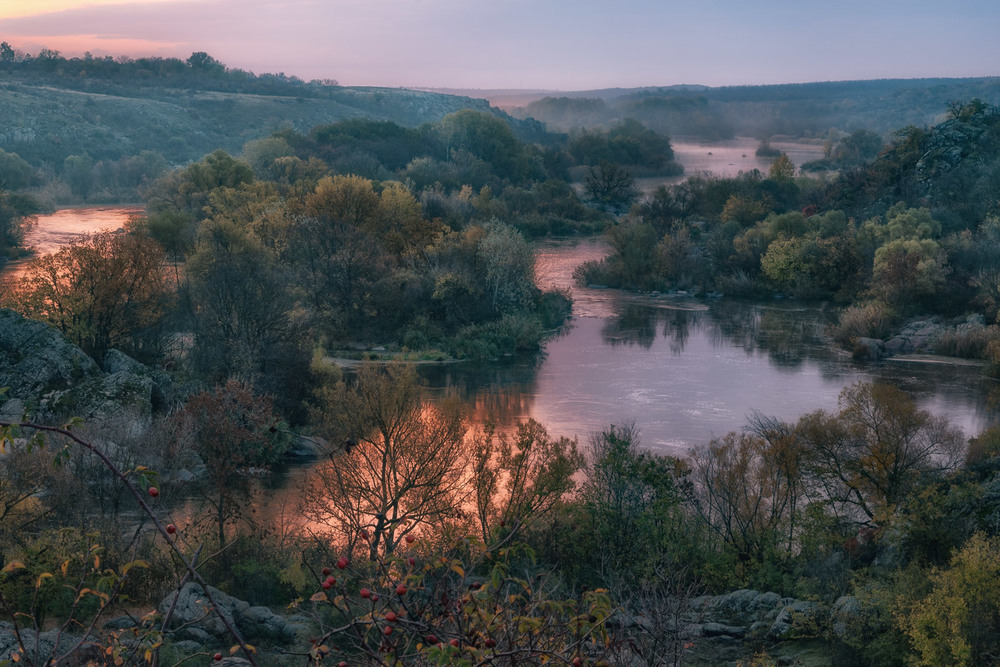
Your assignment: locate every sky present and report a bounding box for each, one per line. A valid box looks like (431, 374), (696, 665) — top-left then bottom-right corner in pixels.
(0, 0), (998, 91)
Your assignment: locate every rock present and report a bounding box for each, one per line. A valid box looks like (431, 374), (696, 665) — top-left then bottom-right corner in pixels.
(159, 583), (297, 644)
(830, 596), (862, 641)
(0, 621), (84, 663)
(767, 600), (820, 640)
(0, 309), (161, 420)
(170, 639), (204, 656)
(287, 434), (326, 459)
(884, 319), (944, 355)
(702, 622), (747, 638)
(0, 307), (101, 398)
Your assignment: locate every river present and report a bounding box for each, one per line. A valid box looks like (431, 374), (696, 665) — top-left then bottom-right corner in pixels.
(418, 237), (995, 456)
(7, 171), (995, 457)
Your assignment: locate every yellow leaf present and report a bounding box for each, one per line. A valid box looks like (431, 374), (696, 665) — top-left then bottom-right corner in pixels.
(309, 591), (327, 602)
(36, 572), (54, 588)
(1, 561), (24, 573)
(451, 564), (465, 578)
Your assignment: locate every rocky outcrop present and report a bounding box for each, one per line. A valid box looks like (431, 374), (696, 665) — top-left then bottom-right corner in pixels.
(158, 583), (307, 645)
(0, 308), (164, 421)
(0, 621), (89, 664)
(884, 319), (945, 356)
(690, 589), (821, 641)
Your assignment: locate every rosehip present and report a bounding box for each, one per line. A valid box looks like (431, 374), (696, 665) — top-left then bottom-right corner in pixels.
(213, 653), (222, 661)
(383, 626), (393, 636)
(425, 634), (438, 645)
(485, 638), (496, 648)
(396, 584), (407, 595)
(322, 567), (331, 576)
(326, 576), (336, 586)
(449, 638), (460, 648)
(337, 556), (349, 569)
(407, 557), (416, 566)
(360, 587), (371, 599)
(405, 534), (416, 544)
(385, 611), (397, 622)
(322, 580), (332, 590)
(165, 524), (176, 534)
(148, 486), (159, 498)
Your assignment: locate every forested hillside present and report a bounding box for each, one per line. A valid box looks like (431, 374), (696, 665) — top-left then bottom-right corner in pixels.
(510, 77), (1000, 140)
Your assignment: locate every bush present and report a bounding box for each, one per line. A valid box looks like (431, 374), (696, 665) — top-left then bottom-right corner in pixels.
(830, 301), (898, 347)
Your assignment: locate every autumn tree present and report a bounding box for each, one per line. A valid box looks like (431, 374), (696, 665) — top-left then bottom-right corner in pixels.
(471, 419), (584, 544)
(304, 363), (469, 559)
(796, 381), (965, 524)
(4, 228), (170, 359)
(172, 379), (287, 546)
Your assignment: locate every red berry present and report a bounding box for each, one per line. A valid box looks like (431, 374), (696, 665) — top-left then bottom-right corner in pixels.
(573, 658), (582, 667)
(485, 638), (496, 648)
(384, 611), (397, 622)
(322, 567), (331, 576)
(165, 524), (176, 534)
(322, 580), (332, 590)
(359, 529), (369, 540)
(405, 534), (416, 544)
(383, 625), (393, 636)
(426, 634), (438, 645)
(213, 653), (222, 661)
(337, 556), (349, 570)
(449, 638), (460, 648)
(407, 557), (416, 566)
(360, 587), (371, 599)
(339, 662), (348, 667)
(148, 486), (159, 498)
(396, 584), (407, 595)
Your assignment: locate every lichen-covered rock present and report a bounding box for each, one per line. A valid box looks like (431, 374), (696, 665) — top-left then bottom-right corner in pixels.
(0, 309), (160, 420)
(0, 307), (100, 398)
(0, 621), (86, 663)
(159, 583), (298, 644)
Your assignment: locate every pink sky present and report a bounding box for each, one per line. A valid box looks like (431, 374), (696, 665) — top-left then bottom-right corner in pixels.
(2, 0), (998, 89)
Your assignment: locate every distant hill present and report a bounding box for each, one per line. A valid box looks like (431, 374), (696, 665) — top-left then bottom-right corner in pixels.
(0, 50), (522, 170)
(0, 82), (508, 169)
(473, 78), (1000, 140)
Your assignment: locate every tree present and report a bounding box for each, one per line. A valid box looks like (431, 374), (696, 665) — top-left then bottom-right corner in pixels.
(903, 533), (1000, 666)
(584, 160), (638, 213)
(305, 363), (469, 559)
(471, 419), (584, 544)
(172, 380), (287, 546)
(796, 382), (964, 524)
(4, 228), (169, 359)
(186, 216), (298, 381)
(477, 219), (536, 316)
(0, 190), (39, 260)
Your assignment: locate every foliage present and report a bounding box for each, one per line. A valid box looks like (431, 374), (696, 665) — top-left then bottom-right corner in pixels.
(172, 379), (288, 545)
(2, 227), (170, 359)
(902, 533), (1000, 666)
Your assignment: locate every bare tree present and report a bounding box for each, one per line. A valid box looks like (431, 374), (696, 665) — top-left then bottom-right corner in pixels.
(304, 363), (470, 558)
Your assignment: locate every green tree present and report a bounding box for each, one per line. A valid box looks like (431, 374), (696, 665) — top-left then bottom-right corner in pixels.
(903, 533), (1000, 666)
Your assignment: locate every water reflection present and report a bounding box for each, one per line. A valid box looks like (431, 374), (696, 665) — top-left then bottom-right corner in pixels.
(410, 239), (999, 456)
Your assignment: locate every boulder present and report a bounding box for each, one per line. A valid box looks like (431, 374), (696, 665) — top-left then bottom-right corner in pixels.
(0, 621), (86, 664)
(159, 583), (299, 644)
(0, 309), (161, 420)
